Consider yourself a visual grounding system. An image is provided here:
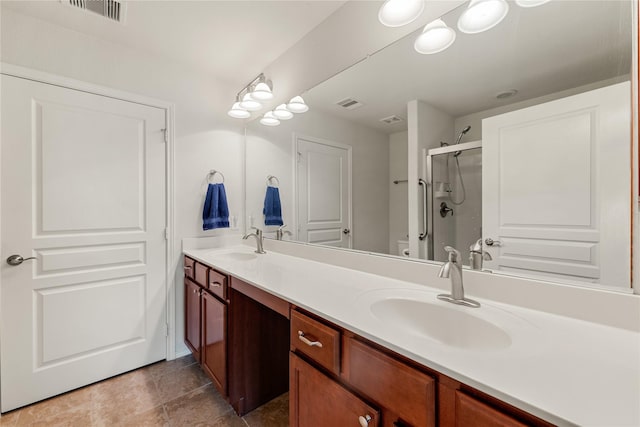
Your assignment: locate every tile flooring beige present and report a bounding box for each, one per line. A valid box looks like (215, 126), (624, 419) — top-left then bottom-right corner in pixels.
(0, 355), (289, 427)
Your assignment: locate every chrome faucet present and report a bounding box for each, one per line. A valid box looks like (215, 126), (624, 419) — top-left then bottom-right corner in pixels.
(437, 246), (480, 308)
(469, 238), (492, 270)
(275, 224), (293, 241)
(243, 227), (266, 254)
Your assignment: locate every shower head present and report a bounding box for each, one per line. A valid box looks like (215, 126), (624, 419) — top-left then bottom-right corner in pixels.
(455, 126), (471, 145)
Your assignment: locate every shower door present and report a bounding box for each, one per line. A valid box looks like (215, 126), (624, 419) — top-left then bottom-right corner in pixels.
(426, 141), (482, 264)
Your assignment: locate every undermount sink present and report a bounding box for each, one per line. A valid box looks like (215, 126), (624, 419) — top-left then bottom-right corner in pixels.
(370, 298), (512, 351)
(216, 251), (258, 261)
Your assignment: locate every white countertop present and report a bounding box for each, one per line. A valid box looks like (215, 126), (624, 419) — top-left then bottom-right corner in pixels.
(184, 245), (640, 427)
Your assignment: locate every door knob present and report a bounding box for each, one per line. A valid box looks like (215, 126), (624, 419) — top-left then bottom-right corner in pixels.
(6, 254), (37, 266)
(343, 228), (351, 235)
(484, 238), (502, 247)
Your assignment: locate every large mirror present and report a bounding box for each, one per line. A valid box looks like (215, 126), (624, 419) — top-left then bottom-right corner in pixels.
(246, 0), (634, 291)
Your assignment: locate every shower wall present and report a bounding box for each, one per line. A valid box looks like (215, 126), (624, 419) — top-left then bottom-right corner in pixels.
(389, 131), (409, 255)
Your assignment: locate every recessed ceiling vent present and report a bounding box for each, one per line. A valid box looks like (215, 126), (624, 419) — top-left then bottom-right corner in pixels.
(336, 98), (364, 110)
(65, 0), (125, 23)
(380, 115), (405, 125)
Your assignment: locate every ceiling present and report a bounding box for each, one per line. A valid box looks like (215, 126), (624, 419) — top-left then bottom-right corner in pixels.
(1, 0), (347, 87)
(304, 0), (633, 134)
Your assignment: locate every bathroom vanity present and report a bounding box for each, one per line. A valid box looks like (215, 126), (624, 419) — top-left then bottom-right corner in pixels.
(182, 244), (640, 426)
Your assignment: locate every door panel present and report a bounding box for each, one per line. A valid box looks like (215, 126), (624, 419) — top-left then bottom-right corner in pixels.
(297, 138), (351, 248)
(201, 291), (227, 395)
(1, 75), (167, 411)
(482, 82), (630, 287)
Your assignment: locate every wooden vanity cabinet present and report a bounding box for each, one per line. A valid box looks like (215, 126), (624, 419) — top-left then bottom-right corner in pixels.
(201, 290), (227, 395)
(184, 278), (202, 362)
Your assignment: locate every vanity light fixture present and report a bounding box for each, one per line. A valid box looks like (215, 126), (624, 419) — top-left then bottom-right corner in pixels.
(378, 0), (425, 27)
(287, 96), (309, 113)
(239, 93), (262, 111)
(273, 104), (294, 120)
(515, 0), (550, 7)
(457, 0), (509, 34)
(227, 101), (251, 119)
(414, 19), (457, 55)
(260, 111), (280, 127)
(250, 81), (274, 101)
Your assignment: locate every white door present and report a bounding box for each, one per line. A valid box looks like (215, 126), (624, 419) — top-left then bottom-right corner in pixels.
(297, 137), (351, 248)
(0, 75), (167, 411)
(482, 82), (630, 288)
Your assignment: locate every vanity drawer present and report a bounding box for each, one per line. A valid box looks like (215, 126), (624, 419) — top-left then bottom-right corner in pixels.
(343, 336), (436, 427)
(291, 310), (340, 375)
(454, 391), (527, 427)
(194, 262), (209, 288)
(208, 268), (228, 300)
(183, 257), (196, 280)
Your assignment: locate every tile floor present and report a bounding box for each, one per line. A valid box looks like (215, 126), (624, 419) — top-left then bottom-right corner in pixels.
(0, 355), (289, 427)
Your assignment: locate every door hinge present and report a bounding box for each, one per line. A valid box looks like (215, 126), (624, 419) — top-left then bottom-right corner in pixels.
(164, 228), (169, 240)
(161, 128), (168, 143)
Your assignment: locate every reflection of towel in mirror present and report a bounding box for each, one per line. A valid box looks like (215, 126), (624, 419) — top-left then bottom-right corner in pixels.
(203, 183), (230, 230)
(263, 186), (283, 226)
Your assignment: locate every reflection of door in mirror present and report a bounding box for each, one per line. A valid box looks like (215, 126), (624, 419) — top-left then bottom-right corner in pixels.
(296, 136), (352, 248)
(482, 82), (630, 288)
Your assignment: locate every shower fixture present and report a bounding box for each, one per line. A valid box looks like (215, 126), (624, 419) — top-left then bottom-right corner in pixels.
(445, 125), (471, 205)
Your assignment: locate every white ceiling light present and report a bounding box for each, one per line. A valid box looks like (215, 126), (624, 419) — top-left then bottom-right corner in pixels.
(260, 111), (281, 126)
(273, 104), (294, 120)
(287, 96), (309, 113)
(414, 19), (457, 55)
(227, 102), (250, 119)
(515, 0), (550, 7)
(378, 0), (425, 27)
(250, 81), (274, 101)
(239, 93), (262, 111)
(457, 0), (509, 34)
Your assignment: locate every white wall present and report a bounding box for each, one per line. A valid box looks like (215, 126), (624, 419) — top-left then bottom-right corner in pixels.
(1, 8), (245, 356)
(388, 131), (408, 255)
(407, 100), (454, 260)
(246, 108), (390, 254)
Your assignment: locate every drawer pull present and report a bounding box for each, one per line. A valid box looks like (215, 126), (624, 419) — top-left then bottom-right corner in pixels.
(358, 415), (372, 427)
(184, 266), (192, 271)
(298, 330), (323, 348)
(210, 281), (223, 288)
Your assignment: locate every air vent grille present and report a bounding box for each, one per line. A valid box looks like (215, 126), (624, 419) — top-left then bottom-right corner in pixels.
(336, 98), (364, 110)
(380, 115), (405, 125)
(66, 0), (124, 22)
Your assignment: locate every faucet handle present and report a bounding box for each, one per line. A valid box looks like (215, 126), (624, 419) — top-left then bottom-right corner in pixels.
(443, 246), (461, 262)
(278, 224), (287, 230)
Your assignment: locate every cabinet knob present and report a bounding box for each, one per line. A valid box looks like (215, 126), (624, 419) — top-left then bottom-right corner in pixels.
(358, 415), (372, 427)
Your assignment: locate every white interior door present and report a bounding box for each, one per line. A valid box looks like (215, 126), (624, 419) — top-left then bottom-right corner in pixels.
(482, 82), (630, 288)
(0, 75), (167, 411)
(297, 137), (351, 248)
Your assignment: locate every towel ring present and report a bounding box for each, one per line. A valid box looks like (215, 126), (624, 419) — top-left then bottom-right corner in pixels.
(267, 175), (280, 187)
(208, 170), (225, 184)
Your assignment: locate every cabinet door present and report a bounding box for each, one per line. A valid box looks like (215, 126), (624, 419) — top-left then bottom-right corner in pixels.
(455, 392), (527, 427)
(184, 279), (201, 361)
(201, 291), (227, 395)
(290, 353), (379, 427)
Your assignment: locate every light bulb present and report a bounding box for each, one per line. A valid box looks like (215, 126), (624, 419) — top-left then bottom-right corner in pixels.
(414, 19), (456, 55)
(250, 82), (273, 101)
(515, 0), (550, 7)
(457, 0), (509, 34)
(239, 93), (262, 111)
(227, 102), (250, 119)
(378, 0), (424, 27)
(273, 104), (293, 120)
(287, 96), (309, 113)
(260, 111), (280, 126)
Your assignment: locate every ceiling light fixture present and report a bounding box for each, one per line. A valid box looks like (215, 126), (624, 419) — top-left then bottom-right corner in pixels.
(378, 0), (425, 27)
(457, 0), (509, 34)
(260, 111), (281, 127)
(250, 80), (274, 101)
(287, 96), (309, 113)
(227, 101), (250, 119)
(414, 19), (457, 55)
(515, 0), (550, 7)
(273, 104), (294, 120)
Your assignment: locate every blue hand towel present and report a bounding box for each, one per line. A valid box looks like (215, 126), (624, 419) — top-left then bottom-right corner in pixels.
(263, 186), (283, 226)
(203, 183), (230, 230)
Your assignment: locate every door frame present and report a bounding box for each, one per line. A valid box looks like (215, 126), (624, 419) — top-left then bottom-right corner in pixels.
(293, 133), (353, 248)
(0, 63), (177, 368)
